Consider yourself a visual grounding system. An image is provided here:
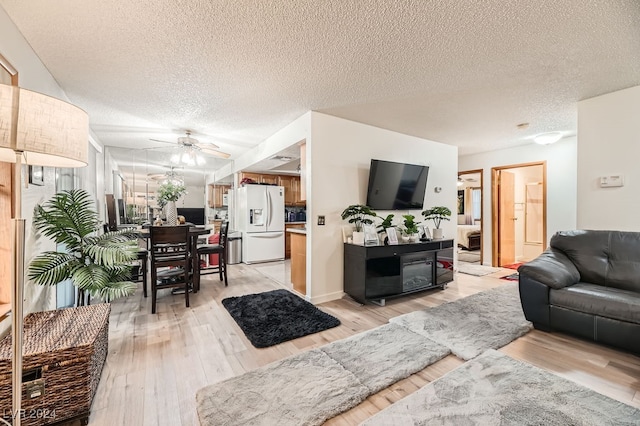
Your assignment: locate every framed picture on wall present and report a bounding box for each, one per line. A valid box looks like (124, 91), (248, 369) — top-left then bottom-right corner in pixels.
(29, 165), (44, 186)
(457, 190), (465, 215)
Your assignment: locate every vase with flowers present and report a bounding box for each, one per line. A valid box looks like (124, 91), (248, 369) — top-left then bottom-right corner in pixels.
(157, 181), (187, 225)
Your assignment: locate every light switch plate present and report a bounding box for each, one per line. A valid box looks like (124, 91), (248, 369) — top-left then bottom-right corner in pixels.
(318, 215), (325, 225)
(599, 175), (624, 188)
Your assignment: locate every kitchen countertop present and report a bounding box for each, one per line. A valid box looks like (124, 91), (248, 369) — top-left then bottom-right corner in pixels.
(286, 228), (306, 235)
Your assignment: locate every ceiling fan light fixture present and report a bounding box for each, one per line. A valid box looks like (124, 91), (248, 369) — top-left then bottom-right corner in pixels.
(457, 177), (464, 187)
(534, 132), (563, 145)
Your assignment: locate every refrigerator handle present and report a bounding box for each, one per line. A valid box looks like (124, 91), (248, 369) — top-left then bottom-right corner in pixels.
(249, 209), (253, 224)
(266, 190), (272, 228)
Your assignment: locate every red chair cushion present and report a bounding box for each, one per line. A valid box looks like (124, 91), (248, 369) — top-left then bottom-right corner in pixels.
(208, 233), (220, 266)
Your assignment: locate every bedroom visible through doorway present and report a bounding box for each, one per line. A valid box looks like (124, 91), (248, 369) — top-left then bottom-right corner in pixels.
(491, 162), (546, 267)
(457, 169), (483, 265)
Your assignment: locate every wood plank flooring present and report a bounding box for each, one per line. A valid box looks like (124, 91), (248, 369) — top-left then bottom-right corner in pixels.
(81, 263), (640, 425)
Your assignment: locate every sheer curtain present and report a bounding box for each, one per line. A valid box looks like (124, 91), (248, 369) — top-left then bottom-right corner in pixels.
(472, 189), (482, 222)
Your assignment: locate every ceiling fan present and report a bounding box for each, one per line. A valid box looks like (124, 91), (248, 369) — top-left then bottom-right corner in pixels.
(149, 130), (230, 162)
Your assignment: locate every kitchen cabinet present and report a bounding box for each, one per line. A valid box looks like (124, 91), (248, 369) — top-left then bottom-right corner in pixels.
(240, 172), (278, 185)
(208, 184), (231, 208)
(290, 230), (306, 295)
(278, 175), (304, 206)
(285, 223), (305, 258)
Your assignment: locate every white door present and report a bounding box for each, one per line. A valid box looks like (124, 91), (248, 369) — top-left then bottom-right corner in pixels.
(243, 232), (285, 263)
(266, 186), (285, 232)
(243, 185), (268, 233)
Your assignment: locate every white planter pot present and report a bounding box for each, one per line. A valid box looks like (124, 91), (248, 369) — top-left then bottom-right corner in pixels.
(432, 228), (443, 239)
(352, 231), (365, 245)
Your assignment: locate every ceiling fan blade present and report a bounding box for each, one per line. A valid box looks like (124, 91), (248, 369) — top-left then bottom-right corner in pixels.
(149, 138), (176, 145)
(199, 146), (231, 159)
(195, 141), (220, 149)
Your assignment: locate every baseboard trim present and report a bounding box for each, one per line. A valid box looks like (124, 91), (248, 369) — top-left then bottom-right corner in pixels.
(309, 291), (345, 305)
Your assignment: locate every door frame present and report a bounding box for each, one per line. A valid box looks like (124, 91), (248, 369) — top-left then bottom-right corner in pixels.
(491, 161), (547, 267)
(458, 169), (484, 263)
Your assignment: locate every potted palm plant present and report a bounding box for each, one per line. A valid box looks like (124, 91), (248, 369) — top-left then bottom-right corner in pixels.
(28, 189), (139, 303)
(157, 181), (187, 225)
(341, 204), (377, 244)
(421, 206), (452, 239)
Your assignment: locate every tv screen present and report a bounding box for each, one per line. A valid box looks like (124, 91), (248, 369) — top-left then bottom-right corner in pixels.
(366, 159), (429, 210)
(177, 208), (206, 225)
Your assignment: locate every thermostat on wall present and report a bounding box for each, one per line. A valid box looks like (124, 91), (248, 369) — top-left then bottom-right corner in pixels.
(599, 175), (624, 188)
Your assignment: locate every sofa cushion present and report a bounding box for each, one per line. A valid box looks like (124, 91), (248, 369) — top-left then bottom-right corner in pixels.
(551, 230), (640, 292)
(550, 283), (640, 324)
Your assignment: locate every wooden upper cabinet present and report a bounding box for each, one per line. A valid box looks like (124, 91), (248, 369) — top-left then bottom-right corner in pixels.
(208, 184), (231, 208)
(239, 172), (305, 206)
(261, 174), (279, 185)
(240, 172), (278, 185)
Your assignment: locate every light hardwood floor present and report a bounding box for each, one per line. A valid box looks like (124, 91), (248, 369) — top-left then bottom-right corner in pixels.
(84, 263), (640, 425)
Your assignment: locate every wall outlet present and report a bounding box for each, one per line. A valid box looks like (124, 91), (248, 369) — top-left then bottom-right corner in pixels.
(318, 215), (325, 225)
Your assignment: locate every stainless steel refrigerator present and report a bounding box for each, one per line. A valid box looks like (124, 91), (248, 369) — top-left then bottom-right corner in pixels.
(236, 184), (285, 263)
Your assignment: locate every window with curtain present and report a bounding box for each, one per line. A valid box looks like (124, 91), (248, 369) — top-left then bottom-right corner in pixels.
(472, 188), (481, 221)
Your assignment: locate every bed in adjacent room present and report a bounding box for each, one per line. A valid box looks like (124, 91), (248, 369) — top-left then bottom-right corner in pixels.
(457, 224), (481, 250)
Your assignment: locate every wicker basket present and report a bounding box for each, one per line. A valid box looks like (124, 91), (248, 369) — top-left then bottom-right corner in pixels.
(0, 304), (110, 425)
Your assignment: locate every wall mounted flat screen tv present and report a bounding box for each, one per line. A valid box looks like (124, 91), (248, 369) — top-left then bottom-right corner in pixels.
(366, 159), (429, 210)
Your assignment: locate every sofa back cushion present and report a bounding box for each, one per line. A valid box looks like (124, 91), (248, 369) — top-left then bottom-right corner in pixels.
(551, 230), (640, 292)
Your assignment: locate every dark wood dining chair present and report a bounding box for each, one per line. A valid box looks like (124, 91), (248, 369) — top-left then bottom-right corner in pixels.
(149, 225), (191, 314)
(197, 221), (229, 286)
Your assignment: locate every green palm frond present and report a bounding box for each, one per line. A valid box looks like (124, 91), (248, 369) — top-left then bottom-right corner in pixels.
(71, 264), (112, 291)
(33, 190), (99, 247)
(85, 234), (138, 266)
(27, 252), (81, 286)
(89, 281), (137, 302)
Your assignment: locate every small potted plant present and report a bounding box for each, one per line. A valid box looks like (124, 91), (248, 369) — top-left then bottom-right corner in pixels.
(157, 181), (187, 225)
(421, 206), (452, 239)
(401, 214), (420, 242)
(341, 204), (377, 244)
(376, 214), (396, 245)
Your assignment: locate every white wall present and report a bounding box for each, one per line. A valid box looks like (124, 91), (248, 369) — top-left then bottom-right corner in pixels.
(577, 85), (640, 230)
(308, 112), (458, 303)
(458, 137), (577, 265)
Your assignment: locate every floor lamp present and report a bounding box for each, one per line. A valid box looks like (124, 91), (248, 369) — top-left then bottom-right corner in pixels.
(0, 83), (88, 425)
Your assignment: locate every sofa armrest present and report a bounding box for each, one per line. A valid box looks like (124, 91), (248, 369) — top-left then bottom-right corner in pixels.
(518, 248), (580, 289)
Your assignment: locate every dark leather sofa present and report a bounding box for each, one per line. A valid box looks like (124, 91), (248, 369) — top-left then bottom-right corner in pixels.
(518, 230), (640, 354)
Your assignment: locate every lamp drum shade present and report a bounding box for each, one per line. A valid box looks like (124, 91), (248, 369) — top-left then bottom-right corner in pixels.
(0, 83), (88, 167)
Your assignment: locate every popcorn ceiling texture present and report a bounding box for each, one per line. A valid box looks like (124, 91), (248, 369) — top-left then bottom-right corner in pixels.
(1, 0), (639, 155)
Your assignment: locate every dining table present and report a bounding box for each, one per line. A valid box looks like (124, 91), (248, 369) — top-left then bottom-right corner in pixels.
(138, 225), (211, 293)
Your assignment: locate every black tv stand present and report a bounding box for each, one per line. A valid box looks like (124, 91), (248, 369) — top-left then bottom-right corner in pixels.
(343, 239), (454, 305)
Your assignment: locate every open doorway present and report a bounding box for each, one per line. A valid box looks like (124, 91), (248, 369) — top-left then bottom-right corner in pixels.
(491, 162), (546, 267)
(457, 169), (483, 265)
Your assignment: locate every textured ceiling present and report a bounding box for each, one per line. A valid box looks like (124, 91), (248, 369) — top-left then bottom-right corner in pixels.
(1, 0), (639, 173)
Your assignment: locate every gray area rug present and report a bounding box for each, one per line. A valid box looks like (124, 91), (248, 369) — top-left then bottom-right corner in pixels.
(458, 251), (480, 263)
(362, 349), (640, 425)
(390, 284), (532, 360)
(319, 323), (450, 393)
(197, 284), (531, 425)
(197, 323), (449, 426)
(457, 263), (501, 276)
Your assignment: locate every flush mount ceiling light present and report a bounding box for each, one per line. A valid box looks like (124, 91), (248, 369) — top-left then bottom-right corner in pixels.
(457, 177), (464, 186)
(534, 132), (563, 145)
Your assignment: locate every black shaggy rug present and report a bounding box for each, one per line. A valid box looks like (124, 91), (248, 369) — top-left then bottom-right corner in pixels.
(221, 289), (341, 348)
